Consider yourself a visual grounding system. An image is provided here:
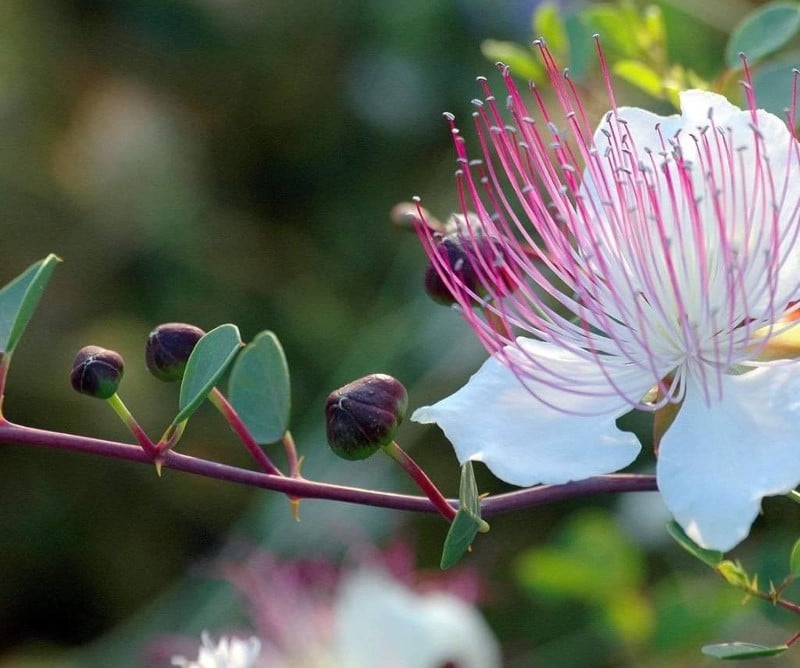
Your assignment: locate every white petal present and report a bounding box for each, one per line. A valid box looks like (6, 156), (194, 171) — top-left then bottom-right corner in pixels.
(581, 89), (800, 358)
(678, 89), (740, 125)
(333, 570), (500, 668)
(677, 90), (800, 312)
(579, 104), (678, 223)
(657, 362), (800, 552)
(412, 340), (648, 486)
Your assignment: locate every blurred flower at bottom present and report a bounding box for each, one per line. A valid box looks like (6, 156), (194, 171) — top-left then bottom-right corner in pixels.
(163, 546), (500, 668)
(171, 633), (261, 668)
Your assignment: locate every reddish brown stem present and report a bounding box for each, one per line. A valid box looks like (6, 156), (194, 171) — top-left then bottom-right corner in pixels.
(208, 388), (283, 477)
(0, 418), (658, 516)
(383, 441), (457, 522)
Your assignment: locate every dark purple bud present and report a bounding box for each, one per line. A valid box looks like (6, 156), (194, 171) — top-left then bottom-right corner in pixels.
(325, 374), (408, 460)
(424, 233), (514, 306)
(145, 322), (205, 382)
(71, 346), (124, 399)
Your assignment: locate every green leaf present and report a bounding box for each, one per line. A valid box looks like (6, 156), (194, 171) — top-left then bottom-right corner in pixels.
(458, 461), (480, 517)
(480, 40), (544, 80)
(752, 52), (800, 117)
(175, 324), (242, 424)
(534, 2), (568, 58)
(701, 642), (789, 660)
(227, 331), (290, 444)
(0, 254), (60, 357)
(439, 463), (489, 569)
(667, 521), (724, 567)
(789, 537), (800, 577)
(440, 509), (481, 570)
(613, 60), (663, 99)
(716, 560), (750, 588)
(725, 2), (800, 69)
(459, 462), (490, 532)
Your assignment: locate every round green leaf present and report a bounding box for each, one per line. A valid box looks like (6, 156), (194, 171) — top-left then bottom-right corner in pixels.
(227, 330), (290, 444)
(0, 254), (60, 356)
(175, 324), (242, 424)
(726, 2), (800, 69)
(702, 642), (789, 660)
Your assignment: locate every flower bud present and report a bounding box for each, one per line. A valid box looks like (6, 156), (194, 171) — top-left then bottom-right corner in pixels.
(71, 346), (124, 399)
(424, 233), (514, 306)
(145, 322), (205, 382)
(325, 374), (408, 460)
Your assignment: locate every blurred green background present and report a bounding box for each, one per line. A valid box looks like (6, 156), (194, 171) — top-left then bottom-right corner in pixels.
(0, 1), (799, 666)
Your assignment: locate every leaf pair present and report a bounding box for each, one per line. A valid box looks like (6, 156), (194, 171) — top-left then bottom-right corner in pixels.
(172, 326), (291, 444)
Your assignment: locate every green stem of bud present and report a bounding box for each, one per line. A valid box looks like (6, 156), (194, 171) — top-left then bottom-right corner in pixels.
(208, 388), (283, 477)
(106, 393), (158, 456)
(381, 440), (457, 522)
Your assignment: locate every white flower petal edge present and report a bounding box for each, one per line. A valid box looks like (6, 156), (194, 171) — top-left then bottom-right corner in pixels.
(412, 339), (652, 486)
(333, 569), (500, 668)
(658, 361), (800, 552)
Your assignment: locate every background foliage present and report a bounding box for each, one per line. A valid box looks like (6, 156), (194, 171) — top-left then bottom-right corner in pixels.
(1, 1), (799, 666)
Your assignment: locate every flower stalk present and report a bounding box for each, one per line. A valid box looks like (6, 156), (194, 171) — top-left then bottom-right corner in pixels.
(382, 440), (458, 522)
(207, 388), (283, 477)
(106, 392), (158, 457)
(0, 417), (656, 516)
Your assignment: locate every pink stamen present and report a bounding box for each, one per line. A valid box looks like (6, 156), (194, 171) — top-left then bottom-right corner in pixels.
(416, 40), (800, 415)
